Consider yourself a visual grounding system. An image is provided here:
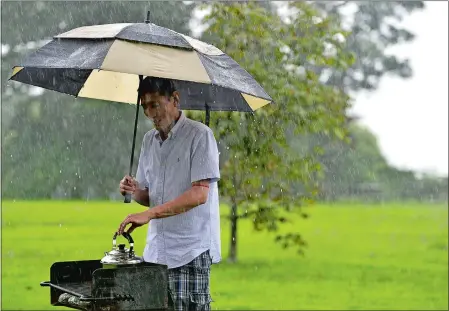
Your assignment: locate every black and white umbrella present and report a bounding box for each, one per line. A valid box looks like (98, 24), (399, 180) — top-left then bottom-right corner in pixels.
(9, 13), (273, 202)
(10, 17), (272, 114)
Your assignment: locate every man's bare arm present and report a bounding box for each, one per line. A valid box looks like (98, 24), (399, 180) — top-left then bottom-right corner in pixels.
(148, 180), (209, 219)
(117, 180), (210, 234)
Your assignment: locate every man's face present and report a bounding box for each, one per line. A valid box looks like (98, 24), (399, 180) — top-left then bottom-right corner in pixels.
(140, 91), (179, 132)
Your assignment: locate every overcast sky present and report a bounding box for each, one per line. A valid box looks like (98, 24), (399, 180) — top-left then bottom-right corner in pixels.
(350, 2), (448, 177)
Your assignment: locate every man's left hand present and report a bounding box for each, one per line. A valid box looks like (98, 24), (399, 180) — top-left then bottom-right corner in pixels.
(117, 210), (152, 235)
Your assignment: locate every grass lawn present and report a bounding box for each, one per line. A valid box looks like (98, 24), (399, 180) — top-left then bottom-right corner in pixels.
(1, 200), (447, 310)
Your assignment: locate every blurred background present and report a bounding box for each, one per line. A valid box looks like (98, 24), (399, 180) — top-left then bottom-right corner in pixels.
(1, 1), (448, 310)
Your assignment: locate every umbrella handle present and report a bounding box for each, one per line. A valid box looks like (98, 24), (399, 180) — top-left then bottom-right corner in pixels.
(124, 193), (132, 203)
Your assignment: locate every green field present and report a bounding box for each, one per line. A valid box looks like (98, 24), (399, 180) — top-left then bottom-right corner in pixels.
(1, 201), (448, 310)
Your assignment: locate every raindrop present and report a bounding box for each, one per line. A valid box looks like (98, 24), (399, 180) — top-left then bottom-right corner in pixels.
(59, 170), (62, 173)
(59, 224), (62, 227)
(59, 21), (67, 30)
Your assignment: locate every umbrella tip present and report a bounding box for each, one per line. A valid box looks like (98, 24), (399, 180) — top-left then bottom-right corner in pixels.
(145, 10), (150, 24)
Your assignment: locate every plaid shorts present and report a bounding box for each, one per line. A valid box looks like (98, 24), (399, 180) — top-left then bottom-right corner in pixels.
(167, 250), (213, 311)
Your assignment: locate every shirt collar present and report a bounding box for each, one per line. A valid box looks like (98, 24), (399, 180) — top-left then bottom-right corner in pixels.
(154, 110), (186, 142)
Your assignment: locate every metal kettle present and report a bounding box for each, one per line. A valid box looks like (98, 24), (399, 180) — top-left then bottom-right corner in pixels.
(101, 232), (143, 269)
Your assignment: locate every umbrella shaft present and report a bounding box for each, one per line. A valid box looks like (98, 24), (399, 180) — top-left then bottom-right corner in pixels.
(205, 103), (210, 127)
(124, 75), (143, 204)
(129, 94), (140, 175)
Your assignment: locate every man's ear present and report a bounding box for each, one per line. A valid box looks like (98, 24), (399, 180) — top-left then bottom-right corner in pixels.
(172, 91), (180, 107)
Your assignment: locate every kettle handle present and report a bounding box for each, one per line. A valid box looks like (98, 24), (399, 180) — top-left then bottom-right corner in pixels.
(112, 232), (135, 256)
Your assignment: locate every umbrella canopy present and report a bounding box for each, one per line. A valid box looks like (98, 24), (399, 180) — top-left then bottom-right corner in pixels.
(9, 21), (272, 112)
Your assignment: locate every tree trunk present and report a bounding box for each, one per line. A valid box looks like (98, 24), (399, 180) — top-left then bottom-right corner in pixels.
(228, 200), (238, 263)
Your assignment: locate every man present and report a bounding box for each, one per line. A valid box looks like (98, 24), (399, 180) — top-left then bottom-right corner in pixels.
(117, 77), (221, 311)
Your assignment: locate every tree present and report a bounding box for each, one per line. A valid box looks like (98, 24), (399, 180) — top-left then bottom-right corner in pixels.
(193, 2), (354, 262)
(312, 1), (425, 91)
(303, 124), (448, 203)
(309, 124), (389, 201)
(1, 94), (147, 199)
(269, 1), (428, 203)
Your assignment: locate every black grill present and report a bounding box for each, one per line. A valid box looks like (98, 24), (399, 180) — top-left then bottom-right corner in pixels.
(40, 260), (169, 311)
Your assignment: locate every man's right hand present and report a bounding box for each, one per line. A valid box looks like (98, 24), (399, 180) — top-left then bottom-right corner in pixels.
(120, 175), (137, 196)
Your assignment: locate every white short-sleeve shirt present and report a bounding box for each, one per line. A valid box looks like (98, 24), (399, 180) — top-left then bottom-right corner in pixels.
(135, 111), (221, 269)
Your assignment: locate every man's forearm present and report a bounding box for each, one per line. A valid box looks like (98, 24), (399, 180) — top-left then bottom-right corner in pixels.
(145, 186), (208, 219)
(133, 188), (150, 207)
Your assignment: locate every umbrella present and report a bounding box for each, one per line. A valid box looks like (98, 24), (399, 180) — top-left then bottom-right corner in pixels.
(8, 11), (273, 203)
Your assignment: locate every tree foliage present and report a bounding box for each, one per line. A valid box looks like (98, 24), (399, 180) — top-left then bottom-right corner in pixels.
(313, 1), (425, 91)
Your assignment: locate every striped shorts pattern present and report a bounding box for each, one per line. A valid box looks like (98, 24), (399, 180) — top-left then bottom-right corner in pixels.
(168, 250), (213, 311)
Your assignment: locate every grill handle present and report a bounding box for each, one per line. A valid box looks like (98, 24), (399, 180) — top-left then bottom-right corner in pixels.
(40, 281), (86, 298)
